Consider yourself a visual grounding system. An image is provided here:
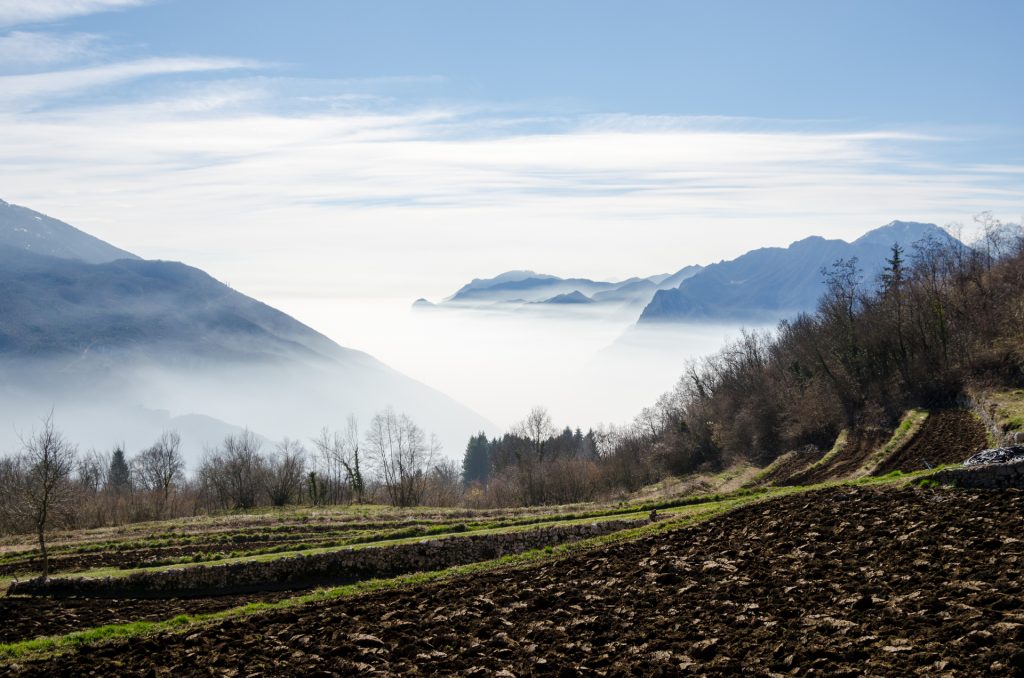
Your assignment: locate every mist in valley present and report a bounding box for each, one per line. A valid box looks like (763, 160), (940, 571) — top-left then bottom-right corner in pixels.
(275, 296), (760, 440)
(0, 295), (755, 471)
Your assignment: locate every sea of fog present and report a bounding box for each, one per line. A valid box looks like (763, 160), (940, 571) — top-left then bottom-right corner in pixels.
(270, 297), (772, 434)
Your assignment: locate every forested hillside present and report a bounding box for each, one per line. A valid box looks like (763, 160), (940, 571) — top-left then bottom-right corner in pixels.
(463, 219), (1024, 503)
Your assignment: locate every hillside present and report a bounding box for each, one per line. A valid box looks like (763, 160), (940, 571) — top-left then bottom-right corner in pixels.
(640, 221), (958, 322)
(0, 201), (491, 461)
(0, 199), (137, 264)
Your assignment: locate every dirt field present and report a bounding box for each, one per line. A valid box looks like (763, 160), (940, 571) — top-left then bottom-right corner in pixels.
(784, 429), (889, 485)
(873, 409), (989, 475)
(12, 484), (1024, 676)
(0, 591), (298, 644)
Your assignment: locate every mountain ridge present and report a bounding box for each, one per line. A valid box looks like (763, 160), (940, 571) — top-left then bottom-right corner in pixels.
(639, 221), (959, 323)
(0, 198), (138, 264)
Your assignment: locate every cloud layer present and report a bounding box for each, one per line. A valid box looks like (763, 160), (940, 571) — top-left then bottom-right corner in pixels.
(2, 70), (1019, 302)
(0, 0), (149, 27)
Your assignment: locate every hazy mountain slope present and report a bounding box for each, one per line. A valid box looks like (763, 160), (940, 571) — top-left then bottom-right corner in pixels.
(639, 221), (958, 323)
(536, 290), (593, 304)
(0, 245), (350, 363)
(656, 264), (704, 289)
(447, 275), (617, 304)
(0, 198), (137, 263)
(439, 265), (704, 309)
(0, 201), (492, 463)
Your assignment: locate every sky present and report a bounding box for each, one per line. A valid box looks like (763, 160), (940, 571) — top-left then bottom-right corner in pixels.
(1, 0), (1022, 428)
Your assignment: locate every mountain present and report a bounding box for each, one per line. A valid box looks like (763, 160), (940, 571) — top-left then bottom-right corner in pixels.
(639, 221), (959, 323)
(0, 200), (491, 463)
(537, 290), (593, 304)
(0, 198), (137, 263)
(445, 274), (618, 305)
(436, 265), (704, 310)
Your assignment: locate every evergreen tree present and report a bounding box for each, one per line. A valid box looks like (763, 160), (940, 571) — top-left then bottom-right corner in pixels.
(461, 433), (492, 486)
(107, 445), (131, 496)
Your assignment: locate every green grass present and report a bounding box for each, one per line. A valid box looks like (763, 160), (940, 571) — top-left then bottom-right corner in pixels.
(859, 409), (929, 475)
(805, 429), (849, 472)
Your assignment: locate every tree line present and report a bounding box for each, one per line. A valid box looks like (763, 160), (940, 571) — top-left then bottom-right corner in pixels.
(0, 408), (463, 573)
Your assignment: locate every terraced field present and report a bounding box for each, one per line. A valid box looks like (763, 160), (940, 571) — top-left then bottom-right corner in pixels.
(6, 482), (1024, 676)
(0, 407), (1014, 675)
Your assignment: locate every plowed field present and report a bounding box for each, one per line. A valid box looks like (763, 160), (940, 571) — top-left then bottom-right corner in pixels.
(12, 484), (1024, 676)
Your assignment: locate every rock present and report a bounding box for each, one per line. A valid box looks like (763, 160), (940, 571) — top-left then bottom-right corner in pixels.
(964, 446), (1024, 466)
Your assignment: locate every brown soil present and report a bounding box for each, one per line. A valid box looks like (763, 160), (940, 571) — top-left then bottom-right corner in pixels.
(751, 447), (824, 487)
(11, 485), (1024, 676)
(785, 429), (889, 485)
(873, 409), (989, 475)
(0, 590), (300, 644)
(0, 538), (339, 577)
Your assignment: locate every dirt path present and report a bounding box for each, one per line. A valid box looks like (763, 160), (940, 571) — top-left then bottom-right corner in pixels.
(11, 485), (1024, 676)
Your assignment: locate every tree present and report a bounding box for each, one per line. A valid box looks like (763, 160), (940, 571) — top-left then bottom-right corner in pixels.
(107, 445), (132, 496)
(510, 406), (555, 504)
(19, 414), (76, 577)
(264, 438), (306, 506)
(311, 416), (364, 504)
(132, 431), (185, 518)
(365, 408), (439, 507)
(219, 429), (265, 509)
(461, 432), (492, 486)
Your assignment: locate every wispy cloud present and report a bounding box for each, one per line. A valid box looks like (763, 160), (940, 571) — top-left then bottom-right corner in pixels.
(0, 30), (104, 70)
(0, 57), (257, 106)
(0, 0), (149, 27)
(2, 78), (1019, 304)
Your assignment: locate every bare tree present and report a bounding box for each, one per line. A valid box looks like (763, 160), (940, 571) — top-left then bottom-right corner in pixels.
(18, 414), (76, 577)
(510, 406), (555, 504)
(422, 459), (463, 506)
(365, 408), (439, 507)
(264, 438), (306, 506)
(311, 416), (365, 505)
(132, 431), (185, 518)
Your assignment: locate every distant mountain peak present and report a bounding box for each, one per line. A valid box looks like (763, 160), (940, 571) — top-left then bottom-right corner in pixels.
(537, 290), (593, 304)
(853, 220), (951, 248)
(639, 219), (965, 324)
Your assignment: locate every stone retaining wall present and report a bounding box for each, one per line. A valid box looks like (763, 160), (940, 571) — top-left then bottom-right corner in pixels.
(9, 518), (645, 598)
(929, 460), (1024, 490)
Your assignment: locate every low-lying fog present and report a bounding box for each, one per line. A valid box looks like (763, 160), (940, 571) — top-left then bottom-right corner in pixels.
(273, 296), (768, 435)
(0, 298), (767, 469)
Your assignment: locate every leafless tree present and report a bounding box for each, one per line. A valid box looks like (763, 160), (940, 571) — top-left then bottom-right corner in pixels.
(311, 415), (364, 504)
(219, 429), (266, 509)
(264, 438), (306, 506)
(422, 459), (463, 506)
(132, 431), (185, 518)
(18, 414), (76, 577)
(510, 406), (556, 504)
(365, 408), (439, 507)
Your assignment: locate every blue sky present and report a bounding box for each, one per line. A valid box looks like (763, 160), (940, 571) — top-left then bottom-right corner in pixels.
(0, 0), (1021, 300)
(57, 1), (1024, 128)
